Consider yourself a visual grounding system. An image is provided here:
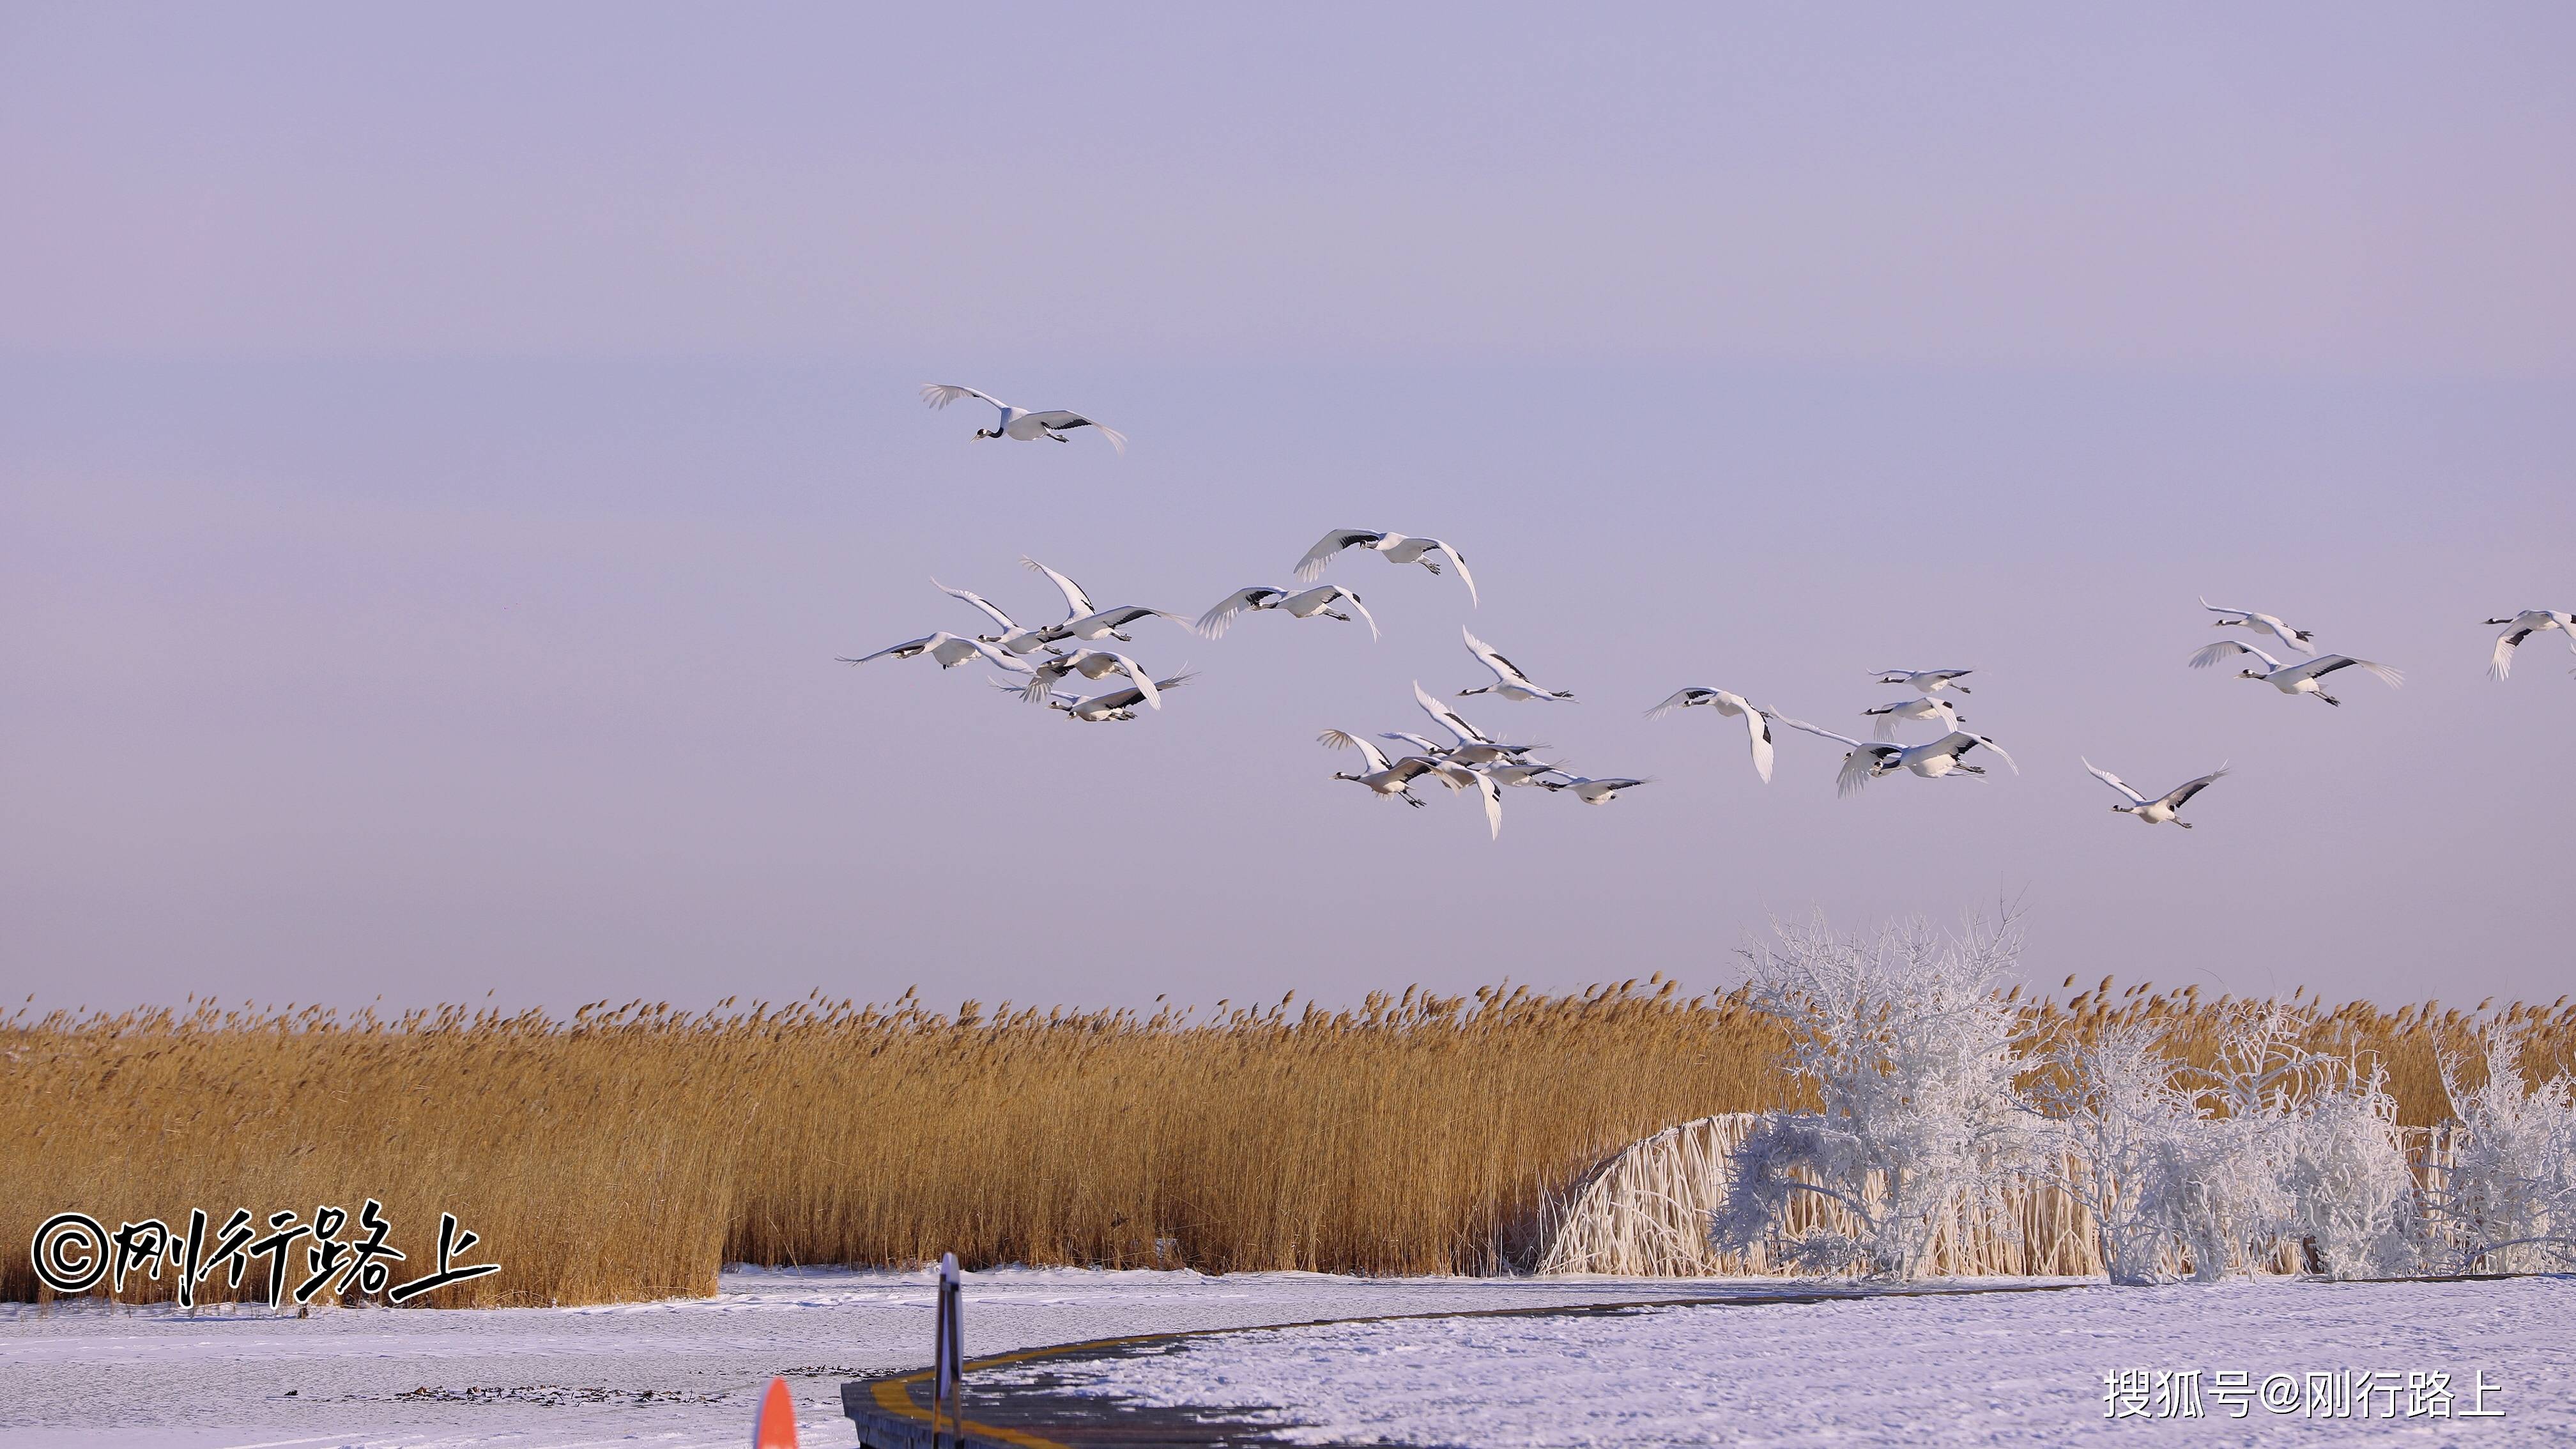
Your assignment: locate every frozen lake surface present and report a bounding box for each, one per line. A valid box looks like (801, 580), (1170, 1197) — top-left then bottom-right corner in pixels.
(3, 1267), (2566, 1446)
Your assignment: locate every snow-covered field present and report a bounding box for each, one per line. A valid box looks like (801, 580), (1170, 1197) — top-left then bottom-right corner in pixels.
(1016, 1276), (2575, 1446)
(3, 1268), (2566, 1447)
(0, 1266), (1775, 1448)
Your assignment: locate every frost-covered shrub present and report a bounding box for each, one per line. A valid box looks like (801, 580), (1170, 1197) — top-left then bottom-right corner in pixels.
(2163, 1117), (2292, 1282)
(2030, 1007), (2416, 1284)
(2174, 1010), (2319, 1281)
(1706, 912), (2566, 1285)
(2026, 1018), (2262, 1284)
(1710, 916), (2033, 1279)
(2023, 1023), (2203, 1284)
(2423, 1032), (2576, 1273)
(2276, 1054), (2418, 1280)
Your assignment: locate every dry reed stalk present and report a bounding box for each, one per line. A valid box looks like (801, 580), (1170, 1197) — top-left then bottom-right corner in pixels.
(3, 982), (2567, 1305)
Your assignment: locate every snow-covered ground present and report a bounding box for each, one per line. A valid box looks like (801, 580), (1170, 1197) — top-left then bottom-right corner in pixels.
(1014, 1276), (2575, 1446)
(3, 1269), (2564, 1446)
(0, 1266), (1784, 1448)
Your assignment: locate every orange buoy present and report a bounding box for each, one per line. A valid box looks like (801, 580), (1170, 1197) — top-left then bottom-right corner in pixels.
(751, 1375), (799, 1449)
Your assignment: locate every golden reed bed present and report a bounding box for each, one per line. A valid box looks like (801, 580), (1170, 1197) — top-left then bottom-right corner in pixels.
(4, 979), (2568, 1307)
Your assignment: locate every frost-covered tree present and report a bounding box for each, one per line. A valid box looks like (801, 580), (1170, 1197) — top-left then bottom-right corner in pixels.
(2423, 1031), (2576, 1273)
(2275, 1052), (2418, 1280)
(2021, 1022), (2202, 1284)
(1705, 909), (2564, 1285)
(2169, 1009), (2315, 1281)
(1710, 916), (2034, 1279)
(2029, 1006), (2416, 1283)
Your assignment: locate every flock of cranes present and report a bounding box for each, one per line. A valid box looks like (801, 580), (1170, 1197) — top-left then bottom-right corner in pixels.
(875, 385), (2572, 839)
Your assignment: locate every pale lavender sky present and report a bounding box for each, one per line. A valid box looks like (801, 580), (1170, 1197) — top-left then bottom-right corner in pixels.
(3, 4), (2570, 1014)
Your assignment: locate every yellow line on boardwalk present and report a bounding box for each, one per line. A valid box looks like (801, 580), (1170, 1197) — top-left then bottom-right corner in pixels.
(870, 1368), (1075, 1449)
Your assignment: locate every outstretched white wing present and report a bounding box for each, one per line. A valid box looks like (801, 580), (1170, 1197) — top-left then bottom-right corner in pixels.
(971, 638), (1036, 673)
(1775, 714), (1869, 751)
(1740, 703), (1775, 785)
(1096, 652), (1160, 709)
(1332, 588), (1380, 641)
(1873, 668), (1972, 691)
(926, 634), (1034, 673)
(1318, 728), (1393, 774)
(2082, 758), (2148, 805)
(1023, 411), (1126, 454)
(2159, 767), (2229, 809)
(1645, 688), (1712, 720)
(1195, 587), (1278, 640)
(1019, 556), (1098, 622)
(2490, 625), (2528, 680)
(1460, 767), (1503, 839)
(1068, 604), (1186, 638)
(1295, 529), (1383, 582)
(1428, 538), (1478, 607)
(1779, 714), (1885, 795)
(2260, 613), (2317, 654)
(1834, 751), (1882, 797)
(2189, 639), (2281, 673)
(2200, 601), (2314, 654)
(1966, 733), (2018, 774)
(1864, 696), (1952, 742)
(920, 383), (1005, 414)
(1383, 755), (1441, 786)
(1461, 627), (1533, 689)
(1414, 680), (1492, 745)
(931, 578), (1016, 634)
(840, 634), (933, 664)
(2278, 654), (2403, 689)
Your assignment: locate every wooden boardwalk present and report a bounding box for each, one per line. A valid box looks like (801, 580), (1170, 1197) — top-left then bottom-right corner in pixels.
(840, 1281), (2093, 1448)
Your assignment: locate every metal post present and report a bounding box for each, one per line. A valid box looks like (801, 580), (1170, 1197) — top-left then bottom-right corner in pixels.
(932, 1252), (962, 1447)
